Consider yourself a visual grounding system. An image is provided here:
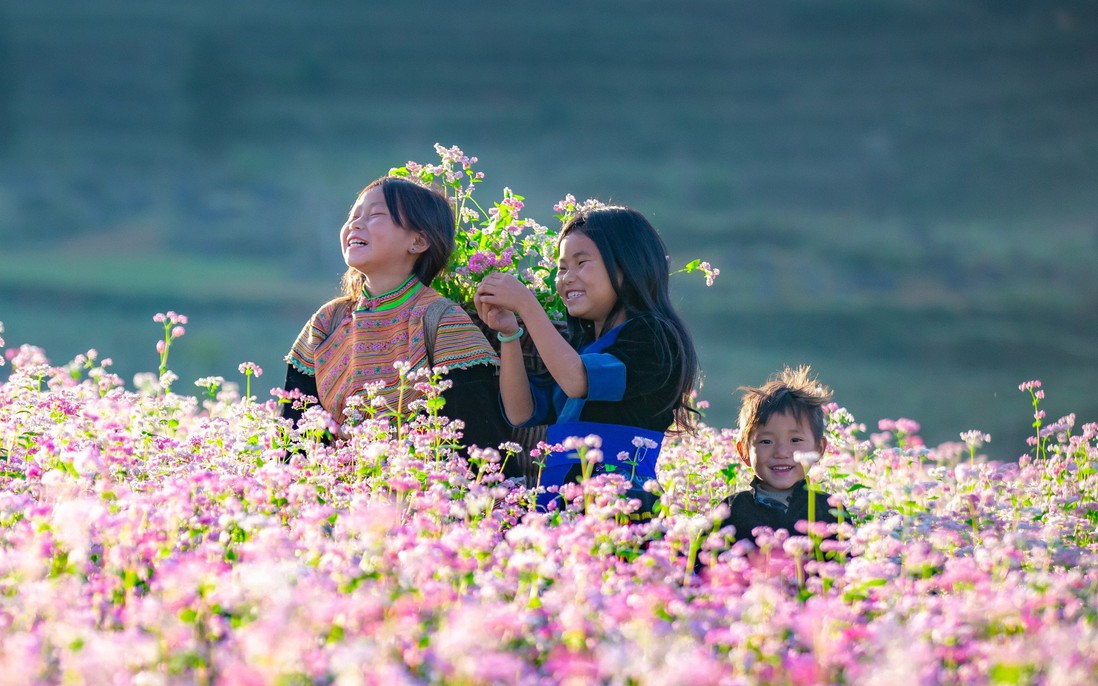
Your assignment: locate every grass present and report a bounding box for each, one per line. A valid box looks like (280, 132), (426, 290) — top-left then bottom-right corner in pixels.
(0, 250), (332, 306)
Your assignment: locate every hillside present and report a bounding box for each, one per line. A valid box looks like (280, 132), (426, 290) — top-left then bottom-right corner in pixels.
(1, 0), (1097, 449)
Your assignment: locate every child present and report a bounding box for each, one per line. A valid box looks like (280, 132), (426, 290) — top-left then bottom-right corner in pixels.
(721, 365), (838, 545)
(473, 206), (698, 511)
(282, 176), (511, 457)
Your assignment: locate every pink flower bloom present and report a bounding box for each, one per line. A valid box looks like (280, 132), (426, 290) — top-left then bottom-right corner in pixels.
(782, 535), (815, 557)
(553, 194), (578, 214)
(895, 418), (921, 434)
(467, 251), (492, 274)
(238, 362), (263, 377)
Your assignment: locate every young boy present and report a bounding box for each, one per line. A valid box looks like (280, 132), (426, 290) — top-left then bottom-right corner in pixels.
(721, 365), (839, 545)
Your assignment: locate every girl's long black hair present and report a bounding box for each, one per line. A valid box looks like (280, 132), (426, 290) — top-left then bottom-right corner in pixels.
(559, 206), (700, 432)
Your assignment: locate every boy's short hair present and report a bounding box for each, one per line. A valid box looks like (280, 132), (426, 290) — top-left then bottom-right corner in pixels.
(738, 365), (833, 444)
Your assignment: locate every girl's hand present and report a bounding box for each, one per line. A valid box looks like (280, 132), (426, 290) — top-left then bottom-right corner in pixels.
(474, 278), (520, 334)
(475, 272), (539, 318)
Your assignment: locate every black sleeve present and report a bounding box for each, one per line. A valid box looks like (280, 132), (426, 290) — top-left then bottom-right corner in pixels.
(602, 316), (680, 401)
(579, 316), (682, 431)
(442, 364), (520, 477)
(281, 364), (319, 426)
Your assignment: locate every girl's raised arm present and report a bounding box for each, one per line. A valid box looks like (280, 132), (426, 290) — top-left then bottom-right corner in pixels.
(474, 278), (534, 424)
(475, 273), (588, 405)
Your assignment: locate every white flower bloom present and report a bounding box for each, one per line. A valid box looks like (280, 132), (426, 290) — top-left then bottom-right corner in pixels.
(793, 451), (821, 468)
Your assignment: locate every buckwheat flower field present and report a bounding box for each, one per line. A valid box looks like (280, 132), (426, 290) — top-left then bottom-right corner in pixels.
(1, 318), (1096, 685)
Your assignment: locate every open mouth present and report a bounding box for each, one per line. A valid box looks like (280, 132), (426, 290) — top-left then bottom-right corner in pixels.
(347, 238), (367, 248)
(564, 290), (585, 301)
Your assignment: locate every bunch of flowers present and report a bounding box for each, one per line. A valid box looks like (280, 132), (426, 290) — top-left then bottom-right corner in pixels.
(389, 144), (562, 320)
(390, 144), (719, 322)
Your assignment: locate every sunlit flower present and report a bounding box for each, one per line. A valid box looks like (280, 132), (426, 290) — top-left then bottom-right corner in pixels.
(960, 430), (991, 449)
(238, 362), (263, 377)
(794, 451), (821, 468)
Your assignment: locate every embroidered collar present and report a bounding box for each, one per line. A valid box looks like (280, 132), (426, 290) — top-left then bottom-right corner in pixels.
(357, 275), (422, 313)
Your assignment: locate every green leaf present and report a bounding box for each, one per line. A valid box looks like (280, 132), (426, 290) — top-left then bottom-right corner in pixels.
(989, 663), (1030, 685)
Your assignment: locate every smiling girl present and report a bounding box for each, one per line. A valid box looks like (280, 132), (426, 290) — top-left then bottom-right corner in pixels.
(282, 176), (509, 453)
(473, 206), (698, 510)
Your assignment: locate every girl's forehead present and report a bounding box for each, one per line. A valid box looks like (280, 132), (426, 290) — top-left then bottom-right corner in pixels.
(357, 187), (383, 205)
(350, 187), (385, 214)
(559, 231), (599, 257)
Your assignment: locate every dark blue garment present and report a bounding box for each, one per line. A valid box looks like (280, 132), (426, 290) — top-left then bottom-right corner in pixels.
(521, 320), (669, 510)
(721, 479), (839, 544)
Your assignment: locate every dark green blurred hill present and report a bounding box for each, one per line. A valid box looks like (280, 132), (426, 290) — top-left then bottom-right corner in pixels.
(2, 0), (1097, 453)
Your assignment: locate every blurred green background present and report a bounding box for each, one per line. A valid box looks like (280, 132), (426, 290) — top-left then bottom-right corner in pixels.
(1, 0), (1096, 455)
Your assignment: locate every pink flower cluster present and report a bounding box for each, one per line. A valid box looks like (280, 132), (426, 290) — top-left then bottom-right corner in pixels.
(2, 335), (1097, 684)
(237, 362), (263, 377)
(467, 247), (516, 275)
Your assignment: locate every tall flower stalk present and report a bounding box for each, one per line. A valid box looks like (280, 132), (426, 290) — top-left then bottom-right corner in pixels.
(153, 311), (187, 392)
(237, 362), (262, 401)
(795, 450), (823, 561)
(1020, 380), (1047, 459)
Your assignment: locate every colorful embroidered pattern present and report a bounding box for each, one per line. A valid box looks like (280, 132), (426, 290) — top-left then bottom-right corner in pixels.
(286, 277), (498, 422)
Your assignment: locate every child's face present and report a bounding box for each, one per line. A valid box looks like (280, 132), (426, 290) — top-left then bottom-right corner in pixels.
(738, 411), (826, 491)
(556, 231), (618, 333)
(340, 186), (424, 281)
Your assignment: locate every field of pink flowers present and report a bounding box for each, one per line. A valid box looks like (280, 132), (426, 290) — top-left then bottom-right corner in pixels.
(1, 317), (1096, 686)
